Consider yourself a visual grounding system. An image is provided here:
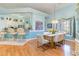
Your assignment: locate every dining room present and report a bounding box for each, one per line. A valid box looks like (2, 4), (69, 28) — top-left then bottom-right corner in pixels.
(0, 3), (78, 56)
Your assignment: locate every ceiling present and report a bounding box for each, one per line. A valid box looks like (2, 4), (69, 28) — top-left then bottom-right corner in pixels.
(0, 3), (74, 14)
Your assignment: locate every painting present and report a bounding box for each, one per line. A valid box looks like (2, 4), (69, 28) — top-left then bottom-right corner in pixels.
(35, 21), (43, 30)
(13, 19), (18, 22)
(0, 17), (4, 20)
(6, 17), (8, 20)
(18, 25), (24, 28)
(47, 23), (52, 28)
(9, 18), (12, 21)
(20, 20), (23, 22)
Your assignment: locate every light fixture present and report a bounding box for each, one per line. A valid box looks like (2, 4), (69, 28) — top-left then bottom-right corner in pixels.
(52, 4), (58, 24)
(52, 20), (58, 24)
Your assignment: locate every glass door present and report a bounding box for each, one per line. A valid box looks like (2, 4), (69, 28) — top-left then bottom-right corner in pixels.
(63, 19), (72, 35)
(61, 17), (75, 40)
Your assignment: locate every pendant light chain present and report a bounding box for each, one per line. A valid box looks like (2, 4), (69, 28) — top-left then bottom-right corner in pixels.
(52, 4), (58, 24)
(54, 4), (56, 19)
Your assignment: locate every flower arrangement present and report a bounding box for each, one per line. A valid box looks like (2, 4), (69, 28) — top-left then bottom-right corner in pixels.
(48, 29), (57, 34)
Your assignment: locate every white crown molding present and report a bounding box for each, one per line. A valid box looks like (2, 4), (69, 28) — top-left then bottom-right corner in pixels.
(0, 7), (48, 16)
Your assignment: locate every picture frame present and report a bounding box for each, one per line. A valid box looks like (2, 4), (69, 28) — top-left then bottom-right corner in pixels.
(13, 19), (18, 22)
(20, 20), (23, 22)
(1, 17), (4, 20)
(9, 18), (12, 21)
(35, 21), (43, 30)
(47, 23), (52, 28)
(6, 17), (8, 20)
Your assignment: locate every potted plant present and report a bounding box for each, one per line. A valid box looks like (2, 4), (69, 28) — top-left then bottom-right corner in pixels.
(48, 29), (57, 34)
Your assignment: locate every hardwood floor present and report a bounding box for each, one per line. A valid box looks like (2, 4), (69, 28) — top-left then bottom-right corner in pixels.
(0, 39), (75, 56)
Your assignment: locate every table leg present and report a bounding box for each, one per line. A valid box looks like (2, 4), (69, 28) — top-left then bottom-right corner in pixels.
(50, 36), (55, 48)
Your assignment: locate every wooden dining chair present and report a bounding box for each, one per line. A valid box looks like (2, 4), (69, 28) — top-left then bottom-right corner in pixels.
(36, 35), (49, 51)
(53, 34), (65, 47)
(58, 34), (65, 44)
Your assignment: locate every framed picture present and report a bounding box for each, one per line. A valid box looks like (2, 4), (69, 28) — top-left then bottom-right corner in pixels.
(9, 18), (12, 21)
(6, 17), (8, 20)
(47, 23), (52, 28)
(13, 19), (18, 22)
(35, 21), (43, 30)
(18, 25), (24, 28)
(1, 17), (4, 20)
(26, 21), (29, 24)
(20, 20), (23, 22)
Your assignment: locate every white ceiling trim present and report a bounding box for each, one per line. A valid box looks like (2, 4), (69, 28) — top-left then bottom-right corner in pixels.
(0, 3), (74, 14)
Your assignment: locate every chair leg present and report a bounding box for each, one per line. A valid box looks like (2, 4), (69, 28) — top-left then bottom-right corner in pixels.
(54, 42), (63, 48)
(40, 44), (50, 51)
(37, 42), (49, 51)
(59, 40), (65, 45)
(53, 43), (57, 49)
(37, 40), (40, 48)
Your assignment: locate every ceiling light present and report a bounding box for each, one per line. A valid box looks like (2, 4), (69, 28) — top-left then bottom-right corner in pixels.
(52, 4), (58, 24)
